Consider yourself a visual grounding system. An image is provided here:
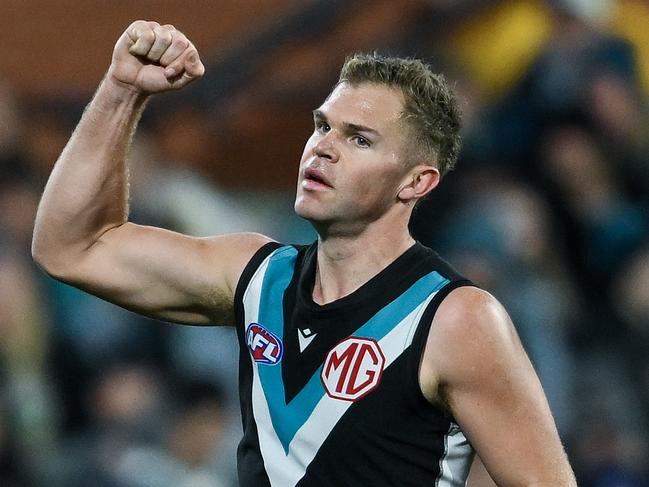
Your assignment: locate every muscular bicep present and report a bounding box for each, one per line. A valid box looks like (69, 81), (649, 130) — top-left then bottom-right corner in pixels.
(422, 287), (576, 486)
(48, 223), (273, 325)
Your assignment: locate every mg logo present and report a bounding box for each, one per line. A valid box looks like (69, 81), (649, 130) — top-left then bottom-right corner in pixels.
(246, 323), (283, 365)
(321, 337), (385, 401)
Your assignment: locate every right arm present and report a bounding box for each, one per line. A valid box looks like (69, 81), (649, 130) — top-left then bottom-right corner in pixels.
(32, 20), (273, 325)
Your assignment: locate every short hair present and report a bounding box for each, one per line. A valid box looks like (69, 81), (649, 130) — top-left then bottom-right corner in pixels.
(338, 53), (462, 176)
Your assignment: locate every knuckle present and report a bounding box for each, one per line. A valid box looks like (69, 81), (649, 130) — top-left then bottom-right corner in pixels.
(143, 30), (155, 43)
(153, 25), (170, 38)
(187, 49), (198, 63)
(175, 38), (189, 51)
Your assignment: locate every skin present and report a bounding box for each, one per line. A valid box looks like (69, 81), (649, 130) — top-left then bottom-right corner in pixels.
(32, 20), (576, 486)
(32, 21), (272, 325)
(295, 81), (439, 303)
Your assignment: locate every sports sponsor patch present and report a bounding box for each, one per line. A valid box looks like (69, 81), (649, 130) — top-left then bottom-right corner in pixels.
(246, 323), (283, 365)
(321, 336), (385, 401)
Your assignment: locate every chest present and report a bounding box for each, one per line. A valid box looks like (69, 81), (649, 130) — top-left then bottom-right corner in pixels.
(241, 245), (451, 404)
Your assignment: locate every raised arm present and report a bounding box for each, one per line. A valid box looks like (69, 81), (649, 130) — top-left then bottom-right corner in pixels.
(421, 287), (576, 486)
(32, 21), (272, 325)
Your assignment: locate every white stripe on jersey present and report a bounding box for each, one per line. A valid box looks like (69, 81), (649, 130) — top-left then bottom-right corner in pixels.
(436, 422), (474, 487)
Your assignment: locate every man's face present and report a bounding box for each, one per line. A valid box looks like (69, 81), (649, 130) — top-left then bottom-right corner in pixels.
(294, 82), (411, 231)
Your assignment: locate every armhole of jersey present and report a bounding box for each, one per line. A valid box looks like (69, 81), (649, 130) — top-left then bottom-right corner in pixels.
(407, 279), (475, 414)
(234, 241), (283, 329)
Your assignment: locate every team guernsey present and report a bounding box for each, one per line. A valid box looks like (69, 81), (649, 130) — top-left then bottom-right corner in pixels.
(234, 241), (475, 486)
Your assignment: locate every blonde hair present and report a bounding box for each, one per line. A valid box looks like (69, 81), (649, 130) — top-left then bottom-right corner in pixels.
(338, 53), (462, 175)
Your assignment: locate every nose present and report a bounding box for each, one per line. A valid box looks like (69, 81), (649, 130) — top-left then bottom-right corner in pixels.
(312, 133), (339, 164)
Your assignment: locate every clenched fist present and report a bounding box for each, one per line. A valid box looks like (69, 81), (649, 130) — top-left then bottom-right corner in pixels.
(108, 20), (205, 94)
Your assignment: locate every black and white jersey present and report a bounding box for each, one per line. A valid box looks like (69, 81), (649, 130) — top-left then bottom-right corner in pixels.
(234, 241), (475, 486)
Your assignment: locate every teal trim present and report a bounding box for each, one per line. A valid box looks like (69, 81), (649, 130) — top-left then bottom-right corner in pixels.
(256, 246), (299, 453)
(257, 246), (298, 339)
(355, 272), (449, 340)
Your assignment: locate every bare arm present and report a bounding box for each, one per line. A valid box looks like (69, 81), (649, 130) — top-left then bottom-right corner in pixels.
(32, 20), (272, 325)
(421, 287), (576, 486)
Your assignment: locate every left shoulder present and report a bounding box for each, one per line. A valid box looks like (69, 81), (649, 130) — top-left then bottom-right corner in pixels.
(420, 286), (522, 405)
(433, 286), (516, 351)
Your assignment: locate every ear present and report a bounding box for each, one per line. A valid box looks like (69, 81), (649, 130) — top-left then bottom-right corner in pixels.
(397, 165), (440, 203)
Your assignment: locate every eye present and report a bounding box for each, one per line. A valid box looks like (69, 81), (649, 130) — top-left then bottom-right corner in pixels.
(352, 135), (370, 148)
(315, 120), (330, 133)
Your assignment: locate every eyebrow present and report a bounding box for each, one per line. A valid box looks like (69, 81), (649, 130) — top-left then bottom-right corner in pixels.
(312, 109), (381, 137)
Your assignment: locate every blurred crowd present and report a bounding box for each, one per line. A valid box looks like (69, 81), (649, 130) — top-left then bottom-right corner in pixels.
(1, 0), (649, 486)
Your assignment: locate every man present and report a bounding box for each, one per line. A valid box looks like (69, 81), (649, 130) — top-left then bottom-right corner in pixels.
(32, 21), (576, 486)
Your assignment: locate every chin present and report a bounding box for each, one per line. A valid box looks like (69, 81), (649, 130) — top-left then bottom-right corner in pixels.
(294, 197), (331, 223)
(294, 199), (318, 220)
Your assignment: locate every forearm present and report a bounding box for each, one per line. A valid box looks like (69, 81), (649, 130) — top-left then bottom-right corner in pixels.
(32, 77), (148, 270)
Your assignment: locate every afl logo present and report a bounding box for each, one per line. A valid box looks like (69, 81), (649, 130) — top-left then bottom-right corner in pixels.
(246, 323), (283, 365)
(321, 337), (385, 401)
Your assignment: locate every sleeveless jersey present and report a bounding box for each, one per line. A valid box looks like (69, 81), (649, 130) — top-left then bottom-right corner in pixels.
(234, 241), (475, 486)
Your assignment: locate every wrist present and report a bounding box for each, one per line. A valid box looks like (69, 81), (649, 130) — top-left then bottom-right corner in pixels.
(100, 72), (150, 107)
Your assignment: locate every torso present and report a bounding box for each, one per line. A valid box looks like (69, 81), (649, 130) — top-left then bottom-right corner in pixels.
(234, 241), (475, 486)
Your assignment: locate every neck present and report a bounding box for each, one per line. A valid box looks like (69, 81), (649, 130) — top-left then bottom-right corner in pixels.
(312, 217), (415, 305)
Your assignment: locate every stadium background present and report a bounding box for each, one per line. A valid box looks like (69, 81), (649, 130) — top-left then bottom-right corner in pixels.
(1, 0), (649, 485)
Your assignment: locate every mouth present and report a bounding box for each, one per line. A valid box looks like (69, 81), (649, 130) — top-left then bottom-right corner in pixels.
(303, 167), (333, 189)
